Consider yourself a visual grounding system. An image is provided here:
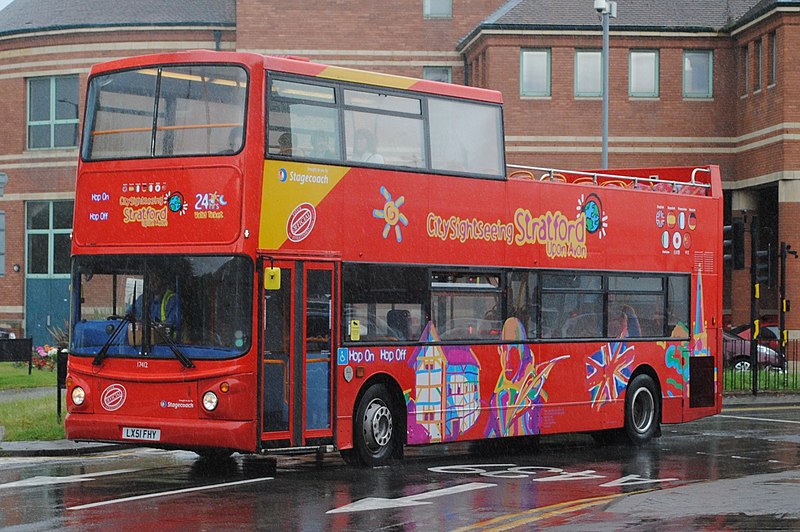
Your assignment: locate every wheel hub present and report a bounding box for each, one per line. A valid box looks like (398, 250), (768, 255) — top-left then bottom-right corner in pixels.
(363, 399), (392, 452)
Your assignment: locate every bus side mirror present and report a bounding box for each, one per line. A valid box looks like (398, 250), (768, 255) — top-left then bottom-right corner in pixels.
(264, 268), (281, 290)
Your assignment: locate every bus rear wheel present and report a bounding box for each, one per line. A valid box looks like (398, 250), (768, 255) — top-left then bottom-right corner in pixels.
(353, 383), (399, 466)
(624, 374), (660, 445)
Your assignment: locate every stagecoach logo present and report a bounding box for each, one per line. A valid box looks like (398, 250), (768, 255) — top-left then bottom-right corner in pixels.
(279, 168), (289, 182)
(287, 202), (316, 242)
(101, 384), (127, 412)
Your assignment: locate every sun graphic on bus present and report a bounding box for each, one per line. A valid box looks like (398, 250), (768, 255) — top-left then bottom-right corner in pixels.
(372, 186), (409, 242)
(577, 193), (608, 239)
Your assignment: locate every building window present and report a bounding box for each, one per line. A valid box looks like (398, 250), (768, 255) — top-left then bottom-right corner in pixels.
(769, 31), (777, 86)
(26, 201), (73, 277)
(575, 50), (602, 97)
(754, 39), (762, 91)
(423, 0), (451, 18)
(740, 45), (749, 96)
(683, 50), (713, 98)
(27, 75), (79, 150)
(629, 50), (659, 97)
(423, 67), (452, 83)
(521, 49), (551, 97)
(0, 211), (5, 277)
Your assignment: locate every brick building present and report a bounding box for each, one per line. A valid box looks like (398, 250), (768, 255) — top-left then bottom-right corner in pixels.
(0, 0), (794, 342)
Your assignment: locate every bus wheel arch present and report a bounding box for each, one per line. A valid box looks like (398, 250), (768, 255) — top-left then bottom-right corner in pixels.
(348, 374), (406, 466)
(623, 366), (662, 445)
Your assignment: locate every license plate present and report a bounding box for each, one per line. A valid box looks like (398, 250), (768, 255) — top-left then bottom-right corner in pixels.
(122, 426), (161, 441)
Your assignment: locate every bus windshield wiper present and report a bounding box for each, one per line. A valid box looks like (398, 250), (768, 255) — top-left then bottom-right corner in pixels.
(151, 324), (195, 369)
(93, 313), (133, 366)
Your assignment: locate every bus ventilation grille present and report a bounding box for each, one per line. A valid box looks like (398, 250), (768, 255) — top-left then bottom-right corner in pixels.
(693, 251), (714, 274)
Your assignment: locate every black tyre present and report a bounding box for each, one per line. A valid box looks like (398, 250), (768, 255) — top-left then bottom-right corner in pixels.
(339, 448), (359, 465)
(353, 383), (399, 466)
(195, 448), (233, 461)
(624, 374), (660, 445)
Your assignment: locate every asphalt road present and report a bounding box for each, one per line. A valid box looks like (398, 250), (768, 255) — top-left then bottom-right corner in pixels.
(1, 402), (799, 530)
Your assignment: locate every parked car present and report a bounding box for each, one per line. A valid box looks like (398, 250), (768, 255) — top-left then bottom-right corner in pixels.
(0, 328), (15, 339)
(731, 322), (781, 353)
(723, 330), (785, 371)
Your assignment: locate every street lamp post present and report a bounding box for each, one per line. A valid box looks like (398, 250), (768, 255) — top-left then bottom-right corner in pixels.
(593, 0), (616, 169)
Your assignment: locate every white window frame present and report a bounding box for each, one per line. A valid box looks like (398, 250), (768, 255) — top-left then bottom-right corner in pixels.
(423, 66), (452, 83)
(25, 201), (73, 279)
(754, 38), (762, 92)
(769, 31), (777, 86)
(629, 50), (659, 98)
(575, 49), (603, 98)
(683, 50), (713, 99)
(26, 75), (80, 150)
(521, 49), (551, 97)
(0, 211), (5, 277)
(741, 45), (749, 96)
(423, 0), (452, 19)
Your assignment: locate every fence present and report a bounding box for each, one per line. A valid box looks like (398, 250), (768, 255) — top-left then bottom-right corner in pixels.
(0, 338), (33, 374)
(723, 336), (800, 393)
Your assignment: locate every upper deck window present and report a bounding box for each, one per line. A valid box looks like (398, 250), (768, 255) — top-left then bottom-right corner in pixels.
(82, 65), (248, 160)
(267, 74), (505, 179)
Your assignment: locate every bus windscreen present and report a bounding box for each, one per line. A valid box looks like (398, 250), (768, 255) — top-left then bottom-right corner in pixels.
(70, 255), (253, 361)
(82, 65), (248, 160)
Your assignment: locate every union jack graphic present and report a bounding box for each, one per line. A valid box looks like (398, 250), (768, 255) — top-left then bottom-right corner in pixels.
(586, 342), (635, 410)
(655, 209), (666, 228)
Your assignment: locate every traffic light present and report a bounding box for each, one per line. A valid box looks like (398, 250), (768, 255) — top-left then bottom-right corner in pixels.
(723, 218), (745, 269)
(754, 245), (772, 287)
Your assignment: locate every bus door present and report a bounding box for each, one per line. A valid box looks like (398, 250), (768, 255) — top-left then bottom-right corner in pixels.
(260, 259), (336, 447)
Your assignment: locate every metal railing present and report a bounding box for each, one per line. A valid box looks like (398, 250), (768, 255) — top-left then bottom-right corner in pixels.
(722, 337), (800, 393)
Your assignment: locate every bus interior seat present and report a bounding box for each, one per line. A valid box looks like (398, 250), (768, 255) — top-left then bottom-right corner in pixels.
(387, 309), (411, 341)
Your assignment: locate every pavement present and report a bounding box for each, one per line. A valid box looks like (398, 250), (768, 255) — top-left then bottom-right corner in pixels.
(0, 387), (798, 458)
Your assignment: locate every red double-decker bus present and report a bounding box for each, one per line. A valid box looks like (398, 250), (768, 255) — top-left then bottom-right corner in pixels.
(66, 50), (723, 465)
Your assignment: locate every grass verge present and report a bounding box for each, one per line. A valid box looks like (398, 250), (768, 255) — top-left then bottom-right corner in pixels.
(0, 394), (65, 441)
(0, 363), (63, 441)
(0, 362), (57, 389)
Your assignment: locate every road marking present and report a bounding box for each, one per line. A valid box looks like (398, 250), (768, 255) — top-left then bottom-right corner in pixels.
(724, 406), (800, 412)
(67, 477), (273, 510)
(326, 482), (496, 514)
(0, 469), (140, 490)
(718, 414), (800, 425)
(453, 491), (653, 531)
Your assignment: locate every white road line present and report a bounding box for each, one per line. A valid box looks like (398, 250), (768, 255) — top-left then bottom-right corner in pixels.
(717, 414), (800, 425)
(67, 477), (273, 511)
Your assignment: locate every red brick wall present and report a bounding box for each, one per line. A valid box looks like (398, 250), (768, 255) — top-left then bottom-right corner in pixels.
(0, 27), (235, 332)
(236, 0), (506, 80)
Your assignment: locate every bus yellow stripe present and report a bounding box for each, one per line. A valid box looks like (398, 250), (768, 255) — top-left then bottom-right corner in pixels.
(316, 66), (418, 90)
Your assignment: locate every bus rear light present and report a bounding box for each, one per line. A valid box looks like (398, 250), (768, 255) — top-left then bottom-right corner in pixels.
(202, 391), (219, 411)
(72, 386), (86, 406)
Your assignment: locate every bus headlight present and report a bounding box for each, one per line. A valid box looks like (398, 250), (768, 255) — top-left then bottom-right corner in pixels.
(71, 387), (85, 406)
(202, 391), (219, 411)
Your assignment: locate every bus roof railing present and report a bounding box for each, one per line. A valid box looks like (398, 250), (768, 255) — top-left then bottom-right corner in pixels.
(507, 164), (712, 195)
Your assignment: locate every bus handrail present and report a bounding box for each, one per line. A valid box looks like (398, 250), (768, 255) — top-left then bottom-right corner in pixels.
(507, 164), (712, 193)
(91, 122), (240, 136)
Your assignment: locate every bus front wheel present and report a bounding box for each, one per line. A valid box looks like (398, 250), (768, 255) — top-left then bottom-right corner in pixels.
(624, 374), (660, 445)
(353, 383), (398, 466)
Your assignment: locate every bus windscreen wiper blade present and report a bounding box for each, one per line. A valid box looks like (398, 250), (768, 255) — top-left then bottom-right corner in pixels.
(151, 324), (194, 368)
(93, 313), (133, 366)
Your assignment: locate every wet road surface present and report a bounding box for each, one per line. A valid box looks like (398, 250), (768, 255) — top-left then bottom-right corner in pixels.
(1, 404), (799, 530)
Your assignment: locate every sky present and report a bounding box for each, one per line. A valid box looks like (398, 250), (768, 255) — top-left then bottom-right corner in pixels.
(0, 0), (12, 12)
